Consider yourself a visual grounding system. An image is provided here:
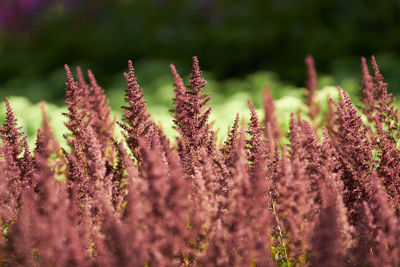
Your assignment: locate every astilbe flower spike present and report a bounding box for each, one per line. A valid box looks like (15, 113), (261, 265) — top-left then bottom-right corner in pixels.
(62, 66), (91, 195)
(87, 69), (116, 160)
(304, 55), (321, 124)
(63, 64), (90, 141)
(172, 57), (214, 176)
(330, 87), (374, 224)
(210, 115), (240, 203)
(371, 56), (399, 135)
(325, 95), (338, 136)
(75, 66), (116, 163)
(360, 56), (399, 138)
(62, 66), (116, 258)
(34, 102), (65, 180)
(34, 103), (60, 159)
(0, 97), (34, 208)
(246, 99), (270, 178)
(359, 56), (375, 121)
(62, 66), (95, 197)
(220, 113), (240, 170)
(288, 114), (322, 194)
(119, 60), (155, 162)
(170, 63), (186, 122)
(76, 66), (90, 97)
(262, 86), (281, 142)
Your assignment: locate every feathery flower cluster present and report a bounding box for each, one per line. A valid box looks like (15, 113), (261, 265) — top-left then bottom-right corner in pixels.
(0, 55), (400, 266)
(304, 55), (321, 125)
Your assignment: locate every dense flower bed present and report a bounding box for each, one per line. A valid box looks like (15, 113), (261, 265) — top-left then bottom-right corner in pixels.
(0, 55), (399, 266)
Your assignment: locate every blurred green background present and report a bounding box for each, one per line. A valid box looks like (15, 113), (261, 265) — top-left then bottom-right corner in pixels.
(1, 0), (400, 144)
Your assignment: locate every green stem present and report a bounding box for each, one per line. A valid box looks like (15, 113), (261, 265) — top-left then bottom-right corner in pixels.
(271, 199), (289, 264)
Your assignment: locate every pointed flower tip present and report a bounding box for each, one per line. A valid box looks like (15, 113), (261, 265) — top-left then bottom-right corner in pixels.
(361, 57), (369, 71)
(39, 102), (50, 122)
(76, 66), (88, 87)
(361, 56), (366, 63)
(64, 64), (75, 84)
(4, 97), (12, 113)
(170, 64), (179, 76)
(38, 101), (46, 111)
(192, 56), (200, 73)
(127, 60), (135, 76)
(336, 85), (343, 94)
(247, 99), (258, 119)
(87, 69), (99, 87)
(305, 54), (314, 63)
(64, 64), (71, 73)
(371, 55), (383, 77)
(336, 86), (348, 98)
(127, 59), (133, 69)
(263, 85), (271, 93)
(76, 66), (82, 74)
(235, 112), (240, 120)
(371, 55), (378, 68)
(340, 87), (349, 96)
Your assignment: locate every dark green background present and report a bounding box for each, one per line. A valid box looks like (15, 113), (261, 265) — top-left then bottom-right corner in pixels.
(1, 0), (400, 104)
